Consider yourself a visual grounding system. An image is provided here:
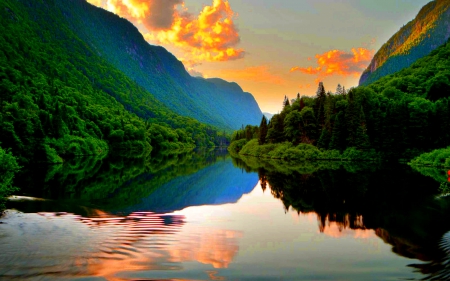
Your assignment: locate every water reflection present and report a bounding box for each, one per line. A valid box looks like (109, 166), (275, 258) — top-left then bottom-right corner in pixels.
(11, 149), (258, 214)
(234, 154), (450, 280)
(3, 151), (450, 280)
(0, 209), (241, 280)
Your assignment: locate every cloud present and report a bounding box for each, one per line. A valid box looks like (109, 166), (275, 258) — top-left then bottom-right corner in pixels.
(180, 59), (204, 77)
(89, 0), (244, 63)
(298, 84), (312, 89)
(87, 0), (102, 6)
(147, 0), (244, 62)
(212, 66), (285, 85)
(290, 48), (374, 83)
(187, 68), (204, 77)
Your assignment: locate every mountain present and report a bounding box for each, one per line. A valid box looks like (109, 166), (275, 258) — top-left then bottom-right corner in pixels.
(263, 112), (274, 120)
(0, 0), (230, 164)
(359, 0), (450, 86)
(54, 0), (262, 130)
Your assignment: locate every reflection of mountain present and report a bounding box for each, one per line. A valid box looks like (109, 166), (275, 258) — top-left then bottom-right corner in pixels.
(11, 150), (258, 215)
(117, 160), (259, 213)
(12, 150), (234, 212)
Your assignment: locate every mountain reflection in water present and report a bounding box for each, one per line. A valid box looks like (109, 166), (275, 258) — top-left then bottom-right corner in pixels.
(2, 151), (450, 280)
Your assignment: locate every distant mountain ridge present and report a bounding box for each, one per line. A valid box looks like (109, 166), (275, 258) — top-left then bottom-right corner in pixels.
(263, 112), (274, 120)
(359, 0), (450, 86)
(56, 0), (262, 130)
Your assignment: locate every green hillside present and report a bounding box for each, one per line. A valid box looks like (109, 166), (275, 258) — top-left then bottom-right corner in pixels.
(0, 0), (228, 167)
(360, 0), (450, 85)
(54, 0), (262, 130)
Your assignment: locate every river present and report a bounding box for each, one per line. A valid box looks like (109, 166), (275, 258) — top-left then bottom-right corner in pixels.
(1, 149), (450, 280)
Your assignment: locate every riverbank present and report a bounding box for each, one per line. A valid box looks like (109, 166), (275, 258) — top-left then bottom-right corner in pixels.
(229, 139), (382, 162)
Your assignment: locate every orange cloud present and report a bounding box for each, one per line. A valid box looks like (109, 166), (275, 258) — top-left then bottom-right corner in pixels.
(298, 84), (312, 89)
(290, 48), (374, 82)
(89, 0), (244, 63)
(147, 0), (244, 62)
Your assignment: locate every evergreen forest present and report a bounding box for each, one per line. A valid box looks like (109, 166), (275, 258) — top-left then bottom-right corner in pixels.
(230, 39), (450, 164)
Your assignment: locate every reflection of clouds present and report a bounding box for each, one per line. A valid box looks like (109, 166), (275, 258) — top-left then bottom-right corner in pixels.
(169, 229), (242, 268)
(0, 210), (241, 280)
(317, 213), (376, 239)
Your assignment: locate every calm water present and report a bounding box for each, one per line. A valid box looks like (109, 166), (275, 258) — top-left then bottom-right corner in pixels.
(1, 150), (450, 280)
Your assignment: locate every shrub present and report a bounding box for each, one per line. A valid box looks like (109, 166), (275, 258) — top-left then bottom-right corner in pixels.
(0, 147), (20, 210)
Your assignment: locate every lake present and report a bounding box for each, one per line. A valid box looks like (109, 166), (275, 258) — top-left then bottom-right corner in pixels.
(1, 149), (450, 280)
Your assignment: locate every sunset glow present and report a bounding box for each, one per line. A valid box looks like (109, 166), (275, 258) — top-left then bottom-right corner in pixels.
(290, 48), (375, 83)
(87, 0), (431, 113)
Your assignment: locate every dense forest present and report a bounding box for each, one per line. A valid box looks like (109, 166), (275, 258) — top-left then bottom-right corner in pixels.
(0, 0), (232, 205)
(0, 0), (231, 162)
(53, 0), (262, 130)
(230, 38), (450, 163)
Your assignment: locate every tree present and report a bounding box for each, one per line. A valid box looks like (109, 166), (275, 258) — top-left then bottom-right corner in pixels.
(266, 114), (285, 143)
(314, 82), (327, 127)
(329, 111), (347, 151)
(284, 111), (302, 143)
(258, 115), (268, 145)
(299, 98), (305, 111)
(283, 95), (290, 108)
(336, 84), (343, 95)
(318, 129), (331, 149)
(300, 107), (318, 144)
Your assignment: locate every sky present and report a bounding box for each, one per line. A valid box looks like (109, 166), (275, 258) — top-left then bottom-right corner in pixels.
(87, 0), (431, 113)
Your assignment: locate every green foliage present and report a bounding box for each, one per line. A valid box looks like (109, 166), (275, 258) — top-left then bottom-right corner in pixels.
(0, 146), (20, 210)
(232, 139), (382, 162)
(230, 40), (450, 162)
(360, 1), (450, 85)
(258, 115), (268, 145)
(0, 0), (229, 167)
(52, 0), (262, 131)
(228, 139), (248, 154)
(410, 146), (450, 167)
(11, 149), (230, 211)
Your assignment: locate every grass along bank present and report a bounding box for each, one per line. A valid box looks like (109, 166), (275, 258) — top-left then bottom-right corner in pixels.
(228, 139), (381, 162)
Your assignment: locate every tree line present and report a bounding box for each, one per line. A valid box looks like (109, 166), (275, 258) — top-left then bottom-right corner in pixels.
(232, 38), (450, 160)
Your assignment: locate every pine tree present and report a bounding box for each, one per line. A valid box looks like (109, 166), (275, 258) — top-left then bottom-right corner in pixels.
(336, 84), (343, 95)
(299, 98), (305, 111)
(314, 82), (327, 127)
(318, 129), (331, 149)
(258, 115), (268, 145)
(329, 111), (346, 151)
(283, 95), (290, 108)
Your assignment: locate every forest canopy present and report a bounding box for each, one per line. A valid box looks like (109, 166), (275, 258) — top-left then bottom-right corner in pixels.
(230, 39), (450, 162)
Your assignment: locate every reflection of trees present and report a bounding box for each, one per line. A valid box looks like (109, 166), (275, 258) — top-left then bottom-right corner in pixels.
(12, 149), (229, 211)
(232, 155), (450, 278)
(317, 213), (366, 233)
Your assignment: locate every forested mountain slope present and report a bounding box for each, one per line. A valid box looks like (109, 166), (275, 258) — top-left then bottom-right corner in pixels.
(359, 0), (450, 85)
(0, 0), (228, 164)
(53, 0), (262, 130)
